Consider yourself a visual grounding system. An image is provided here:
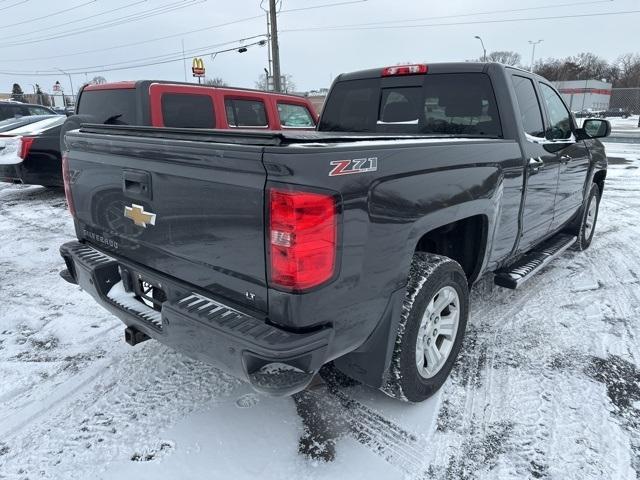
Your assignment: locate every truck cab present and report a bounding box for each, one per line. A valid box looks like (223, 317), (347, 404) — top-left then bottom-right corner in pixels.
(73, 81), (318, 130)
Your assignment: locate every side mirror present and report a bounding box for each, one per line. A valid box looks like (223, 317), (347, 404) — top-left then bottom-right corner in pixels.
(582, 118), (611, 139)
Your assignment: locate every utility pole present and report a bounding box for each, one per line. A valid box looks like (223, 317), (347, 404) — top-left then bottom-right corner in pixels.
(181, 39), (187, 82)
(269, 0), (282, 92)
(528, 39), (543, 72)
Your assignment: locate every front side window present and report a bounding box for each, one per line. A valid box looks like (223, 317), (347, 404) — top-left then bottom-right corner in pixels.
(161, 93), (215, 128)
(511, 75), (545, 138)
(539, 83), (572, 140)
(277, 103), (315, 127)
(225, 98), (267, 127)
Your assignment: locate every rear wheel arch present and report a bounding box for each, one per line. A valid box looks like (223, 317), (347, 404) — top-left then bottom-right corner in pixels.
(413, 214), (489, 284)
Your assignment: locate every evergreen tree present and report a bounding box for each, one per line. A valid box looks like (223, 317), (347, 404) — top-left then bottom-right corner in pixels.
(11, 83), (24, 102)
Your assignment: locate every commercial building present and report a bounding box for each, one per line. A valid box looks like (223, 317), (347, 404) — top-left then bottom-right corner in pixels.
(553, 79), (612, 112)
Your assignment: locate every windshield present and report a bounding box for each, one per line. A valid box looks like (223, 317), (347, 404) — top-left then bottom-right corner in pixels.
(77, 88), (136, 124)
(319, 72), (502, 137)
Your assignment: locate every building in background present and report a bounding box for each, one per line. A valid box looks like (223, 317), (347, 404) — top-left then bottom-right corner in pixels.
(554, 80), (612, 112)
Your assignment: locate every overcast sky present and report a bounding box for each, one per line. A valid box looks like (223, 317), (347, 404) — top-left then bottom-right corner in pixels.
(0, 0), (638, 95)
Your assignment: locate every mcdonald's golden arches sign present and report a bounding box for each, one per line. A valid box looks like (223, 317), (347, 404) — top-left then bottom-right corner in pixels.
(192, 58), (205, 77)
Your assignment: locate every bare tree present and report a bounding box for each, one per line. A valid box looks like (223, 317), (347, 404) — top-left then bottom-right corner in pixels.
(486, 51), (522, 66)
(614, 53), (640, 87)
(90, 76), (107, 85)
(533, 53), (619, 82)
(255, 73), (296, 93)
(204, 77), (227, 87)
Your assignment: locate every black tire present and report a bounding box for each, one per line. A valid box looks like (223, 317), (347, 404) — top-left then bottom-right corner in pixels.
(574, 182), (601, 251)
(382, 253), (469, 403)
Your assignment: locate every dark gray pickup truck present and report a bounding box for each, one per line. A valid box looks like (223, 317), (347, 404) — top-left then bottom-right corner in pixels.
(59, 63), (610, 402)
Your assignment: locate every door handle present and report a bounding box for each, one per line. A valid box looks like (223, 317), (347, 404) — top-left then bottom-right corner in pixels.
(528, 157), (544, 175)
(123, 169), (152, 200)
(560, 154), (572, 164)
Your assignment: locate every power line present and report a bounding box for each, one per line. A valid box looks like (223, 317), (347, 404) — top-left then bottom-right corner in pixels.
(0, 0), (206, 47)
(304, 0), (613, 29)
(0, 0), (146, 40)
(51, 35), (268, 74)
(0, 39), (269, 76)
(0, 14), (265, 63)
(0, 0), (28, 10)
(0, 0), (97, 31)
(0, 0), (365, 63)
(281, 8), (640, 33)
(280, 0), (367, 14)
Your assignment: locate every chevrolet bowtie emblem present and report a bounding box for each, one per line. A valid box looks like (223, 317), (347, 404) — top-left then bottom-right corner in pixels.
(124, 204), (156, 228)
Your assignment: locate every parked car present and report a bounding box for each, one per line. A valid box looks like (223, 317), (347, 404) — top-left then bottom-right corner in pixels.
(573, 109), (601, 118)
(59, 63), (610, 402)
(0, 101), (57, 121)
(600, 107), (631, 118)
(0, 115), (66, 187)
(59, 81), (319, 143)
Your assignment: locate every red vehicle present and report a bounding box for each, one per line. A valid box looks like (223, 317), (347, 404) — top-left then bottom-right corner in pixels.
(69, 81), (318, 131)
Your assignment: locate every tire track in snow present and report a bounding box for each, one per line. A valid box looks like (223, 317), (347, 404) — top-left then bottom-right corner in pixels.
(1, 344), (240, 479)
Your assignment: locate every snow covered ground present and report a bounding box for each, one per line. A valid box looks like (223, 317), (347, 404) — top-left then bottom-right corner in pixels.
(1, 142), (639, 479)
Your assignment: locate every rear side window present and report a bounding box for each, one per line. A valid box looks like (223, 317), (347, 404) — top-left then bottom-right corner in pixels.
(28, 106), (51, 115)
(225, 98), (267, 127)
(77, 89), (136, 124)
(161, 93), (215, 128)
(277, 103), (315, 127)
(320, 73), (501, 137)
(511, 75), (545, 138)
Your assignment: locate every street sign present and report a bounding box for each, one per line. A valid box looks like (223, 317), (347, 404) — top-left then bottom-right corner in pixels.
(192, 58), (205, 77)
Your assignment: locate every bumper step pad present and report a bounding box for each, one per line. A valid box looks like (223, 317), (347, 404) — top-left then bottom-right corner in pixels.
(170, 292), (313, 348)
(494, 233), (576, 289)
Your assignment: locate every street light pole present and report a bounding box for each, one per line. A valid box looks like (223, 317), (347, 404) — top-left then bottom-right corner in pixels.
(528, 39), (543, 72)
(474, 35), (487, 62)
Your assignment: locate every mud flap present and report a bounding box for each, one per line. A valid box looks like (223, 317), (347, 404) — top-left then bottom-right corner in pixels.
(332, 287), (405, 388)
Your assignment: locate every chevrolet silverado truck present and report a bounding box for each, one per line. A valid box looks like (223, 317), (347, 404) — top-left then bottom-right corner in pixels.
(59, 63), (610, 402)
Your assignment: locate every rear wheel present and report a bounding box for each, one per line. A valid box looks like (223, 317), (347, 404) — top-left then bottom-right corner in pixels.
(383, 253), (469, 402)
(574, 183), (601, 251)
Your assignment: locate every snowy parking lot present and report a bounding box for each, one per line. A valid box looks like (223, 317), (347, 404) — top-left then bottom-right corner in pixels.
(1, 140), (639, 479)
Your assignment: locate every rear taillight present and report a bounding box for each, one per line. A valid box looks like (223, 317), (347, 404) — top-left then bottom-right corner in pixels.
(19, 137), (35, 159)
(381, 64), (428, 76)
(61, 154), (76, 217)
(269, 188), (337, 291)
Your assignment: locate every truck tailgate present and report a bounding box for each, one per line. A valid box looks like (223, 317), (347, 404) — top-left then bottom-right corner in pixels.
(65, 129), (268, 312)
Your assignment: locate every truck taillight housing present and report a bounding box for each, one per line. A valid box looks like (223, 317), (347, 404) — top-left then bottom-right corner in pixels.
(61, 153), (76, 217)
(269, 188), (337, 291)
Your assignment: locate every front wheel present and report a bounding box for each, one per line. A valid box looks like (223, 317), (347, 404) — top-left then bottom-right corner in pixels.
(383, 253), (469, 402)
(574, 182), (601, 251)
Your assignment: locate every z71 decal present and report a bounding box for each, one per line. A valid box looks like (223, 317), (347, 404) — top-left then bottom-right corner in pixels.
(329, 157), (378, 176)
